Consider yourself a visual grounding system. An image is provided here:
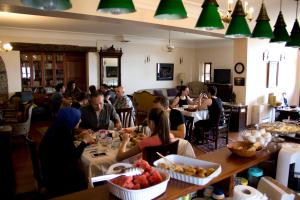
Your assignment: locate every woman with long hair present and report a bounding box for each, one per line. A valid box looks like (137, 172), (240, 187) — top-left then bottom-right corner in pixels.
(116, 108), (174, 161)
(170, 85), (194, 108)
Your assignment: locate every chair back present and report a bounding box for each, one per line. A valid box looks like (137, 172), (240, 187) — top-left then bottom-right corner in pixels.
(25, 136), (43, 190)
(132, 91), (156, 125)
(184, 115), (194, 141)
(219, 109), (231, 130)
(116, 107), (133, 128)
(142, 140), (179, 166)
(11, 104), (33, 137)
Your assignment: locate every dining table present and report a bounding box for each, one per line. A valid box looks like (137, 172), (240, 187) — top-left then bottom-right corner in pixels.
(79, 129), (195, 186)
(174, 107), (209, 123)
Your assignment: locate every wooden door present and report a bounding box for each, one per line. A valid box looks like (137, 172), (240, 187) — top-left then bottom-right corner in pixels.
(65, 53), (87, 91)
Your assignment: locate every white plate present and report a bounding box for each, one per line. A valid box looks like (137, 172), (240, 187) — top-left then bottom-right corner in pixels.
(153, 154), (221, 186)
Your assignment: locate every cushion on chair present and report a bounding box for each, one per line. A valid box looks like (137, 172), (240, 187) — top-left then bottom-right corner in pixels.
(166, 88), (177, 97)
(153, 89), (164, 97)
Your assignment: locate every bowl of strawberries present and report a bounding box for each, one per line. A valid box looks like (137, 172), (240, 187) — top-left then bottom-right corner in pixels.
(108, 159), (170, 200)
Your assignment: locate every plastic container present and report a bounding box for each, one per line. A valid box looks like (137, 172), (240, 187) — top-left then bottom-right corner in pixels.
(248, 167), (263, 188)
(234, 177), (248, 186)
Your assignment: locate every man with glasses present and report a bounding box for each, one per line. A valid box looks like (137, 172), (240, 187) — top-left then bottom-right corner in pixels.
(80, 92), (121, 131)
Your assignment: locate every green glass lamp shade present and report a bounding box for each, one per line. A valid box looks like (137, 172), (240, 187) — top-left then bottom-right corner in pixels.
(21, 0), (72, 10)
(225, 0), (251, 38)
(270, 11), (290, 43)
(252, 3), (274, 39)
(286, 20), (300, 47)
(195, 0), (224, 30)
(97, 0), (136, 15)
(154, 0), (187, 20)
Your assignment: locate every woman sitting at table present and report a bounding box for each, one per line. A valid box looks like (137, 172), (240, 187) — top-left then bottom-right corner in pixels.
(170, 86), (194, 108)
(194, 86), (223, 142)
(39, 107), (95, 197)
(116, 108), (175, 161)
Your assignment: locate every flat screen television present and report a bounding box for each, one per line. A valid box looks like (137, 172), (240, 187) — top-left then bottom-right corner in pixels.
(214, 69), (231, 84)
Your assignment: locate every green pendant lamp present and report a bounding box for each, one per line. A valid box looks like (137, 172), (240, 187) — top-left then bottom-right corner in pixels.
(154, 0), (187, 20)
(270, 0), (290, 43)
(195, 0), (224, 30)
(252, 1), (274, 39)
(225, 0), (251, 38)
(21, 0), (72, 10)
(97, 0), (136, 15)
(286, 0), (300, 47)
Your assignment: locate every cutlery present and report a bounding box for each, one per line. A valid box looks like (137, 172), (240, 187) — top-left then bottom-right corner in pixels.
(91, 167), (144, 183)
(156, 152), (176, 169)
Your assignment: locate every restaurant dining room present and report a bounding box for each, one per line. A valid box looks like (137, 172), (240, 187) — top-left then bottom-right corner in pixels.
(1, 0), (300, 200)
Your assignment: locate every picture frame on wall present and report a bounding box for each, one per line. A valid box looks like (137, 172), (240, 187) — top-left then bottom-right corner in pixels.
(156, 63), (174, 81)
(266, 61), (279, 88)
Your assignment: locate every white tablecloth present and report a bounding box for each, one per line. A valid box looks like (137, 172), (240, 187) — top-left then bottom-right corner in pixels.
(80, 138), (195, 186)
(174, 107), (209, 123)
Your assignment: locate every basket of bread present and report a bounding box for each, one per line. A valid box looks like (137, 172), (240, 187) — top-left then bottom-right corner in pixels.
(227, 141), (262, 157)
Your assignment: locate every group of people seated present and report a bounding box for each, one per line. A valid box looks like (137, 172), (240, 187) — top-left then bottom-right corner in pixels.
(39, 82), (224, 197)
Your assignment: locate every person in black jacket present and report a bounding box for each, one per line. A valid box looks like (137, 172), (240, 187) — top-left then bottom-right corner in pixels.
(39, 107), (94, 197)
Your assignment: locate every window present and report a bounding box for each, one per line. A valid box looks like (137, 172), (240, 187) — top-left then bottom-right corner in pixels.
(203, 62), (211, 83)
(21, 63), (31, 78)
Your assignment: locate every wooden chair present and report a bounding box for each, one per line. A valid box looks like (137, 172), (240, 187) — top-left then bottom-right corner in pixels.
(204, 109), (232, 149)
(6, 103), (33, 137)
(142, 140), (179, 166)
(132, 91), (157, 125)
(116, 107), (133, 128)
(184, 115), (194, 142)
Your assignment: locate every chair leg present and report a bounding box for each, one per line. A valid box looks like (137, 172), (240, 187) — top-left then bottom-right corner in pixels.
(214, 130), (219, 150)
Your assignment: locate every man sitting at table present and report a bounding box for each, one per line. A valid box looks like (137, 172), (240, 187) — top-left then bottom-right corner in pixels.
(194, 86), (223, 143)
(153, 96), (186, 139)
(114, 85), (135, 121)
(80, 92), (121, 131)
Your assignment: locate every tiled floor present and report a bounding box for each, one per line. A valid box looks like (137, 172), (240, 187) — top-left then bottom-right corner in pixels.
(11, 119), (239, 199)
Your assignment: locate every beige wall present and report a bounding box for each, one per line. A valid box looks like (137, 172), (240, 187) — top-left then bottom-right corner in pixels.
(195, 41), (234, 82)
(245, 39), (299, 124)
(0, 51), (21, 97)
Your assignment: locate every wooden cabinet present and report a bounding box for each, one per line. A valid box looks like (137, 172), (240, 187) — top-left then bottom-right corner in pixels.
(21, 52), (66, 89)
(20, 52), (87, 91)
(223, 102), (248, 132)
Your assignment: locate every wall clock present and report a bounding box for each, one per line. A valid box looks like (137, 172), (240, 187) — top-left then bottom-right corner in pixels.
(234, 62), (245, 74)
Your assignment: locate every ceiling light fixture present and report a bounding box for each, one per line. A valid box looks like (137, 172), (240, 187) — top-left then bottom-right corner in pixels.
(286, 0), (300, 47)
(251, 1), (274, 39)
(21, 0), (72, 10)
(270, 0), (290, 43)
(220, 0), (253, 24)
(154, 0), (187, 20)
(97, 0), (136, 15)
(0, 41), (13, 52)
(195, 0), (224, 30)
(225, 0), (251, 38)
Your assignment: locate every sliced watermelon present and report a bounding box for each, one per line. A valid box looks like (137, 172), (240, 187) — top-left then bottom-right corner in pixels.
(133, 174), (149, 188)
(148, 170), (163, 185)
(134, 159), (152, 172)
(132, 183), (141, 190)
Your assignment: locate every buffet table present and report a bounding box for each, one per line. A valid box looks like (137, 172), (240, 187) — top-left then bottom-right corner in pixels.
(54, 147), (277, 200)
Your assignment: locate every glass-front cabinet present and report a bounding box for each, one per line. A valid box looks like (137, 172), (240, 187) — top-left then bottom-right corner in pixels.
(20, 52), (65, 91)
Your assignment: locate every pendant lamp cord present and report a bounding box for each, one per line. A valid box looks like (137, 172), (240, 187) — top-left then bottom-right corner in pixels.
(280, 0), (282, 11)
(296, 0), (299, 19)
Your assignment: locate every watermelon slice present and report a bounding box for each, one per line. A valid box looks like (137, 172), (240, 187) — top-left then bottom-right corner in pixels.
(148, 170), (163, 185)
(133, 174), (149, 188)
(134, 159), (152, 172)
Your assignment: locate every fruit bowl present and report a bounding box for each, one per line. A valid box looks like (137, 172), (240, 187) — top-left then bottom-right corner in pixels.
(107, 170), (169, 200)
(227, 141), (262, 158)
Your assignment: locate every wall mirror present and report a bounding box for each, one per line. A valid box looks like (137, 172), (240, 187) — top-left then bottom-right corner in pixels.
(99, 45), (122, 87)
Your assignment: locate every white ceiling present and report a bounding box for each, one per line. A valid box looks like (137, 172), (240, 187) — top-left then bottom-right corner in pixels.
(0, 0), (297, 42)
